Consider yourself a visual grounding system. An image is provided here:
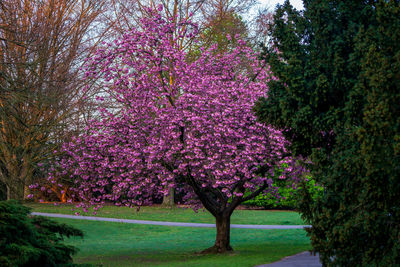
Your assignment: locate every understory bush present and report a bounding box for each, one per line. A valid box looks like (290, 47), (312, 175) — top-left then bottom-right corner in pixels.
(0, 200), (84, 267)
(243, 177), (322, 210)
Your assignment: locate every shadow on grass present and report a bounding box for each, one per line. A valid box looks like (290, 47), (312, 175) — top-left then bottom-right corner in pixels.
(75, 243), (311, 267)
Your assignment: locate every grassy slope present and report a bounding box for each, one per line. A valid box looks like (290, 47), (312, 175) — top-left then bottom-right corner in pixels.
(26, 203), (305, 225)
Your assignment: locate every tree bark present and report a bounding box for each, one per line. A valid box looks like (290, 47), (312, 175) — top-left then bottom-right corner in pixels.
(202, 213), (233, 253)
(6, 183), (24, 200)
(4, 159), (33, 200)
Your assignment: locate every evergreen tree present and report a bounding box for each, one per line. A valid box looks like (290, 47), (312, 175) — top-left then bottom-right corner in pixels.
(0, 200), (84, 266)
(255, 1), (400, 265)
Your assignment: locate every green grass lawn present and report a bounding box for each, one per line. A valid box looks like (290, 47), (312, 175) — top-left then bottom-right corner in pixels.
(26, 203), (305, 225)
(26, 204), (311, 266)
(51, 218), (311, 267)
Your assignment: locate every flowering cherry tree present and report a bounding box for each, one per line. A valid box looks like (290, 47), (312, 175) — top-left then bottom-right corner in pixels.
(39, 8), (302, 253)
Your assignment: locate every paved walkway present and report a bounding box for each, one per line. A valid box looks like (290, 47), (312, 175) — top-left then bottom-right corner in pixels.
(31, 212), (310, 229)
(256, 251), (322, 267)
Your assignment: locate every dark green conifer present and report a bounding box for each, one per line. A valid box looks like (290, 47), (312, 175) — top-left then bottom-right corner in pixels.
(0, 200), (84, 267)
(256, 1), (400, 265)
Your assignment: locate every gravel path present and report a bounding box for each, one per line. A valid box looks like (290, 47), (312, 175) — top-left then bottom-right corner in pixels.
(31, 212), (310, 229)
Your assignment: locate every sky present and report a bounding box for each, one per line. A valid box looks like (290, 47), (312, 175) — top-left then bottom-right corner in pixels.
(246, 0), (304, 22)
(260, 0), (304, 10)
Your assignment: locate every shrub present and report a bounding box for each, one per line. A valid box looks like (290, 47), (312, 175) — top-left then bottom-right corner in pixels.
(243, 177), (322, 210)
(0, 200), (84, 267)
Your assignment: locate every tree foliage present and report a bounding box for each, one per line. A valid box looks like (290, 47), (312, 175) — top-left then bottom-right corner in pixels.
(37, 8), (303, 253)
(104, 0), (257, 207)
(0, 200), (83, 267)
(255, 0), (400, 265)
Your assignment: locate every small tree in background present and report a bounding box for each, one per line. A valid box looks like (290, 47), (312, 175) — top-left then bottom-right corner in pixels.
(35, 8), (303, 253)
(255, 0), (400, 265)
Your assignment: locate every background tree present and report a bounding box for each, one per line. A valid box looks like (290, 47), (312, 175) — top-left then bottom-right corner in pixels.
(0, 0), (104, 200)
(37, 10), (302, 253)
(196, 0), (255, 51)
(193, 11), (248, 53)
(255, 0), (400, 265)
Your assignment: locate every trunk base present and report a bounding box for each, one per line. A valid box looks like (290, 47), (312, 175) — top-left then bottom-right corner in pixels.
(161, 187), (175, 208)
(200, 244), (233, 254)
(160, 201), (175, 208)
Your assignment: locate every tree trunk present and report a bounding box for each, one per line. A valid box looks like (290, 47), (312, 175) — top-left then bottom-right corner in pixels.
(202, 213), (233, 253)
(6, 183), (24, 200)
(21, 157), (33, 200)
(161, 187), (175, 207)
(4, 157), (32, 200)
